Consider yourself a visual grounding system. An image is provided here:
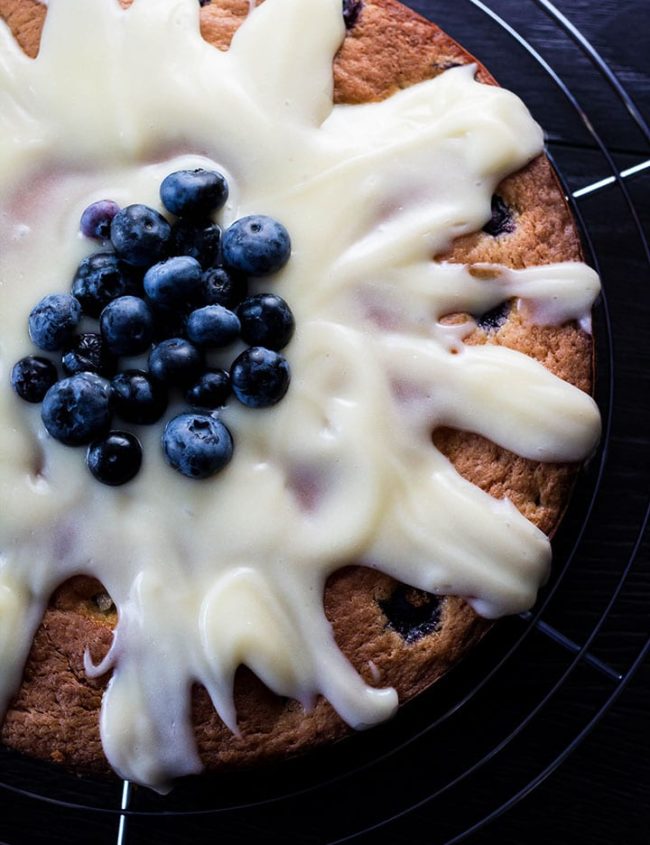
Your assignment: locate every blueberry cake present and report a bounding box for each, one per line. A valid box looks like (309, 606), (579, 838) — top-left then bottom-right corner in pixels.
(0, 0), (600, 784)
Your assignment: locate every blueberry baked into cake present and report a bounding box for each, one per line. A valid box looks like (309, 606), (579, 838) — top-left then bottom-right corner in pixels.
(0, 0), (601, 790)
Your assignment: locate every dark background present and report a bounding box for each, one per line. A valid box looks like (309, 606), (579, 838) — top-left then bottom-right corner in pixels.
(0, 1), (648, 843)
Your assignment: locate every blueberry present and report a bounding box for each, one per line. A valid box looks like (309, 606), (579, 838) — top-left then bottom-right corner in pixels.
(41, 372), (112, 446)
(62, 333), (116, 378)
(378, 585), (443, 644)
(11, 356), (58, 403)
(72, 252), (140, 319)
(100, 296), (154, 357)
(222, 215), (291, 277)
(476, 300), (511, 332)
(201, 266), (248, 309)
(237, 293), (295, 351)
(148, 338), (204, 386)
(111, 369), (168, 425)
(110, 204), (171, 267)
(185, 368), (231, 410)
(482, 195), (516, 237)
(87, 431), (142, 486)
(143, 255), (203, 309)
(160, 169), (228, 219)
(170, 219), (222, 268)
(342, 0), (363, 28)
(80, 200), (121, 241)
(162, 413), (233, 479)
(28, 293), (81, 352)
(186, 305), (240, 348)
(230, 347), (290, 408)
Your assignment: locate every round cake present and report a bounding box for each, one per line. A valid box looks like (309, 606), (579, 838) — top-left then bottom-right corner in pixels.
(0, 0), (600, 788)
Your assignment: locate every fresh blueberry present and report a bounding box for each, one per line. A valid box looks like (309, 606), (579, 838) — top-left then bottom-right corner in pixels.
(482, 195), (516, 237)
(184, 368), (231, 410)
(143, 255), (203, 309)
(378, 585), (443, 644)
(230, 347), (290, 408)
(342, 0), (363, 28)
(237, 293), (295, 351)
(148, 338), (204, 386)
(41, 372), (112, 446)
(170, 219), (222, 268)
(110, 204), (171, 267)
(29, 293), (82, 352)
(221, 215), (291, 277)
(87, 431), (142, 486)
(160, 169), (229, 218)
(80, 200), (121, 241)
(72, 252), (140, 319)
(11, 356), (58, 403)
(100, 296), (154, 357)
(162, 412), (233, 479)
(62, 333), (117, 378)
(111, 369), (168, 425)
(186, 305), (240, 348)
(201, 266), (248, 309)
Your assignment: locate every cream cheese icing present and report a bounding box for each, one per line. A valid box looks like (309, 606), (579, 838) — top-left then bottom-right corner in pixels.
(0, 0), (601, 790)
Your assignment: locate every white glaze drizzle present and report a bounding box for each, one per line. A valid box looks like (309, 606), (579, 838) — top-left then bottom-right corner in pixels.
(0, 0), (601, 790)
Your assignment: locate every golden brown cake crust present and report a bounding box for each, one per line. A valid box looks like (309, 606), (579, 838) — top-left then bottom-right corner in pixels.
(0, 0), (591, 775)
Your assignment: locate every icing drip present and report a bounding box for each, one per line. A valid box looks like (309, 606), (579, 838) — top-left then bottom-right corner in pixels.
(0, 0), (601, 790)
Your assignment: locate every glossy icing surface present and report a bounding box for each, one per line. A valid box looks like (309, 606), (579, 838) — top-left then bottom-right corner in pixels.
(0, 0), (601, 790)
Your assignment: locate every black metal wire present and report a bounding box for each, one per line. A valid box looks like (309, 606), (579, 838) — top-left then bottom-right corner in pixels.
(445, 635), (650, 845)
(533, 0), (650, 145)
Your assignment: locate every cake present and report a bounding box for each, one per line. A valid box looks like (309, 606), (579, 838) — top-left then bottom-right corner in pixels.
(0, 0), (601, 791)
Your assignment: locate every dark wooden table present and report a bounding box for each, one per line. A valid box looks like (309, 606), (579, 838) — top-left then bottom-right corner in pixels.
(0, 2), (647, 843)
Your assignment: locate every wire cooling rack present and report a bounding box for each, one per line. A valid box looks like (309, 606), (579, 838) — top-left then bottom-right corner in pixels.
(0, 1), (648, 843)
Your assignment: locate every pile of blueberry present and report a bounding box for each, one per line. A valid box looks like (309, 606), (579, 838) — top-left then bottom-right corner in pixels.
(11, 168), (295, 485)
